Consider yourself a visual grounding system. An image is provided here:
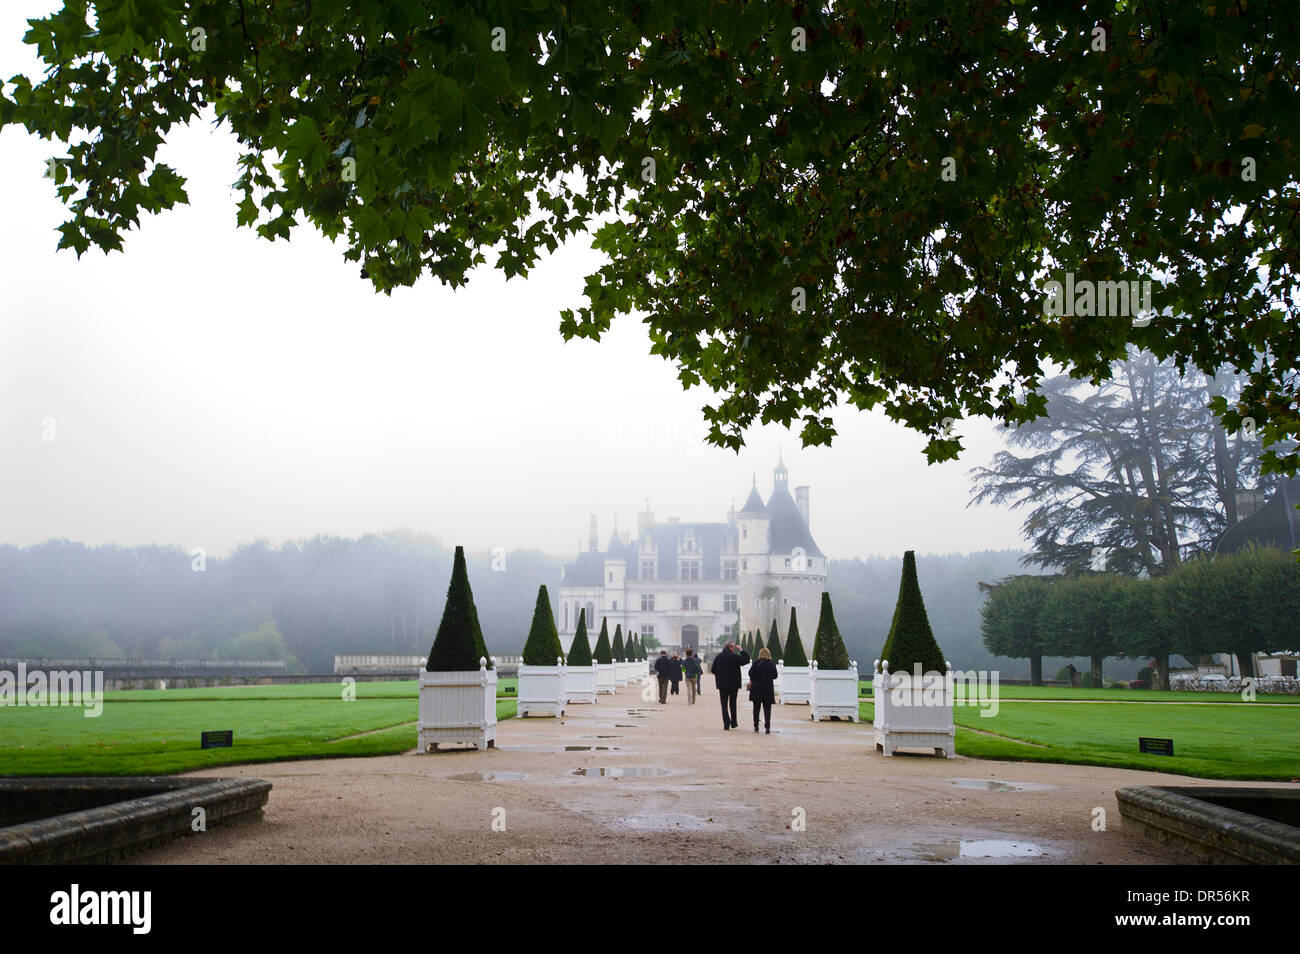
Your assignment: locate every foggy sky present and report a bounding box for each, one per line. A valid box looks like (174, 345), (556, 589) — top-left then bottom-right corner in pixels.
(0, 2), (1028, 562)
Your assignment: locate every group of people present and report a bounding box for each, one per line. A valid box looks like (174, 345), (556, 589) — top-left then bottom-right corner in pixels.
(652, 641), (779, 734)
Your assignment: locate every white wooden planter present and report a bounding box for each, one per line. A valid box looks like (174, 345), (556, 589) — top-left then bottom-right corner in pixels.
(777, 663), (810, 704)
(615, 659), (629, 687)
(596, 662), (618, 694)
(517, 658), (566, 717)
(872, 660), (955, 758)
(565, 664), (597, 704)
(417, 658), (497, 751)
(809, 660), (860, 721)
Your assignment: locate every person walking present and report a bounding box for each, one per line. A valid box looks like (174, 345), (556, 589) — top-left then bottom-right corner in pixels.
(711, 641), (750, 731)
(681, 649), (702, 704)
(669, 653), (683, 695)
(654, 650), (673, 704)
(748, 647), (778, 734)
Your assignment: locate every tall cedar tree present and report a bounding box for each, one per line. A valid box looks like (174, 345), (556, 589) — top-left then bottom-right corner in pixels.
(521, 585), (564, 666)
(425, 546), (493, 671)
(612, 624), (625, 660)
(593, 618), (614, 664)
(568, 609), (594, 666)
(811, 592), (852, 669)
(783, 609), (809, 666)
(880, 551), (948, 674)
(766, 619), (782, 660)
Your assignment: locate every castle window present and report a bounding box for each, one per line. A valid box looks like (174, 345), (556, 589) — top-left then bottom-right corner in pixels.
(724, 593), (738, 613)
(640, 560), (656, 579)
(679, 560), (700, 581)
(785, 558), (791, 568)
(612, 601), (618, 610)
(642, 624), (655, 639)
(741, 560), (747, 571)
(609, 571), (614, 582)
(641, 594), (655, 612)
(564, 603), (569, 629)
(742, 527), (747, 539)
(682, 596), (699, 611)
(722, 560), (737, 582)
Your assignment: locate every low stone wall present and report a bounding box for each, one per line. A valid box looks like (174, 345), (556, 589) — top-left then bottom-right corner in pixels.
(1170, 675), (1300, 694)
(0, 777), (272, 864)
(1116, 785), (1300, 865)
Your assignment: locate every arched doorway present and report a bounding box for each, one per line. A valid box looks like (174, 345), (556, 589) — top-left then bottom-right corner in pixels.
(681, 624), (699, 653)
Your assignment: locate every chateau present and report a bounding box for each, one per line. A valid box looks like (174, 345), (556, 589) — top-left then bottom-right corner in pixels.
(557, 459), (827, 656)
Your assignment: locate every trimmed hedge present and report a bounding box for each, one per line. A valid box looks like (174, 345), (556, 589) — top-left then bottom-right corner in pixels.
(521, 585), (564, 666)
(811, 591), (851, 670)
(880, 550), (947, 675)
(425, 545), (493, 671)
(612, 624), (625, 661)
(782, 608), (809, 666)
(766, 619), (782, 661)
(568, 609), (593, 667)
(593, 617), (614, 665)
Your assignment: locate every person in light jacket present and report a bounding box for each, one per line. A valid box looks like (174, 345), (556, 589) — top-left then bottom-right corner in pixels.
(748, 647), (779, 734)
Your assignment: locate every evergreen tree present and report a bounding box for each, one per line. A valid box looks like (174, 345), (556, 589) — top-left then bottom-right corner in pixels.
(425, 545), (493, 671)
(766, 619), (782, 660)
(811, 592), (851, 669)
(593, 617), (614, 664)
(521, 584), (564, 666)
(568, 609), (593, 667)
(880, 551), (948, 674)
(612, 624), (625, 660)
(783, 608), (809, 667)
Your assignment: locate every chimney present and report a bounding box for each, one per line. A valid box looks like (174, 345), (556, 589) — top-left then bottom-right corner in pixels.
(795, 486), (810, 530)
(637, 499), (654, 537)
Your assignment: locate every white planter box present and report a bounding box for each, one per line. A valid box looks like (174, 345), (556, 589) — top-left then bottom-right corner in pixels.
(872, 661), (955, 758)
(564, 664), (597, 704)
(596, 662), (618, 694)
(517, 659), (566, 717)
(809, 661), (860, 722)
(777, 664), (810, 704)
(615, 660), (629, 687)
(417, 659), (497, 751)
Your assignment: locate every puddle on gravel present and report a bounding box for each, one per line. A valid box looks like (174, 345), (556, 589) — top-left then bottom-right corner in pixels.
(498, 745), (619, 753)
(446, 772), (528, 782)
(949, 778), (1053, 793)
(610, 813), (715, 831)
(571, 766), (672, 778)
(914, 839), (1046, 861)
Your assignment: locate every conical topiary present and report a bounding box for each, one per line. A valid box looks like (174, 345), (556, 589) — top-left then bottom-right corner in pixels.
(879, 551), (947, 675)
(593, 617), (614, 665)
(782, 608), (809, 666)
(568, 609), (593, 666)
(766, 619), (782, 660)
(426, 546), (493, 671)
(612, 624), (625, 661)
(521, 585), (564, 666)
(811, 592), (851, 670)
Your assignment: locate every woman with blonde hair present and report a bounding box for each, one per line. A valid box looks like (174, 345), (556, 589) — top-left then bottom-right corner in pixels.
(747, 647), (779, 734)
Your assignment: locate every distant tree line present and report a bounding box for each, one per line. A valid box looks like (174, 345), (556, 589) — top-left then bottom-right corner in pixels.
(980, 546), (1300, 688)
(0, 537), (1046, 676)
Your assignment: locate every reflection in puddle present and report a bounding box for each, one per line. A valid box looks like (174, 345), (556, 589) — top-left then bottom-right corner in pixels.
(446, 772), (528, 782)
(565, 745), (618, 751)
(571, 766), (672, 778)
(915, 839), (1045, 861)
(951, 779), (1022, 792)
(949, 778), (1053, 793)
(498, 745), (619, 753)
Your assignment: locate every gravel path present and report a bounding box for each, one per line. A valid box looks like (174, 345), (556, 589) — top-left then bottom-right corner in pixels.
(131, 681), (1284, 864)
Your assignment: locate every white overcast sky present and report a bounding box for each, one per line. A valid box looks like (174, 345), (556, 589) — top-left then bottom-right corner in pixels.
(0, 2), (1028, 561)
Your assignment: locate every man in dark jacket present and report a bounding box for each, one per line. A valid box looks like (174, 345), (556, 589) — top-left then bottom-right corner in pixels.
(653, 650), (673, 704)
(710, 641), (750, 730)
(681, 649), (703, 704)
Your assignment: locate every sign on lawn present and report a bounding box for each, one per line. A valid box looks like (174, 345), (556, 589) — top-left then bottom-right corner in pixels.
(201, 730), (233, 750)
(1138, 737), (1174, 756)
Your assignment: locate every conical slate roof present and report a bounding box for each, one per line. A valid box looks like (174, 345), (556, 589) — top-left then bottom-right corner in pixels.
(739, 479), (768, 514)
(765, 481), (823, 557)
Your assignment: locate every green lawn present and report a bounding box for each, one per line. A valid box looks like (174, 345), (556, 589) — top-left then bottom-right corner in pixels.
(0, 680), (516, 776)
(858, 698), (1300, 780)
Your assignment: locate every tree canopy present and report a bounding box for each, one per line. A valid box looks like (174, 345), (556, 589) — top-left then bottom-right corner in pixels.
(4, 2), (1297, 468)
